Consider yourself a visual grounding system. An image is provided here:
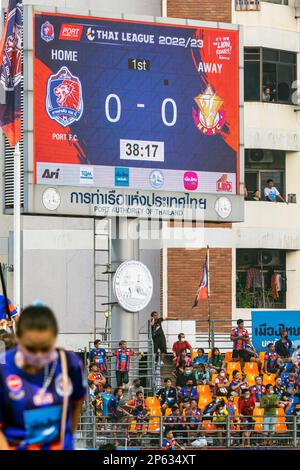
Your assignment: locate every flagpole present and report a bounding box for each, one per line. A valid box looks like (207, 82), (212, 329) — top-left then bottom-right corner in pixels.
(13, 141), (21, 314)
(207, 245), (212, 349)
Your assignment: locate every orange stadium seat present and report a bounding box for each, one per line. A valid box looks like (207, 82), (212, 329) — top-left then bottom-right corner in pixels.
(148, 418), (161, 433)
(275, 408), (288, 434)
(227, 362), (242, 379)
(150, 408), (162, 417)
(146, 397), (160, 409)
(165, 408), (172, 417)
(225, 351), (233, 363)
(253, 407), (264, 432)
(191, 351), (198, 361)
(259, 352), (266, 363)
(197, 385), (211, 396)
(244, 362), (259, 375)
(263, 374), (276, 386)
(203, 421), (217, 432)
(246, 373), (257, 387)
(211, 374), (218, 385)
(198, 395), (212, 410)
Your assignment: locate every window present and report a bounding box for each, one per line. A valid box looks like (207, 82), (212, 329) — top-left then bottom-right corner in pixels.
(236, 249), (286, 309)
(244, 48), (296, 104)
(245, 150), (285, 201)
(263, 0), (288, 4)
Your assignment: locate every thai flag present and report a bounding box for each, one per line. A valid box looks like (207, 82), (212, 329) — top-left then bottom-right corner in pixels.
(0, 0), (23, 147)
(193, 253), (209, 307)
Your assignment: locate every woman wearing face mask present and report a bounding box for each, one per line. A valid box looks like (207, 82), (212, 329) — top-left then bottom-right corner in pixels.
(0, 305), (86, 450)
(214, 370), (229, 397)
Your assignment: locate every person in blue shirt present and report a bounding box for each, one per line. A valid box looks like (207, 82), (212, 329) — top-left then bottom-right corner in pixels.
(0, 294), (18, 330)
(101, 383), (112, 419)
(192, 348), (208, 366)
(88, 339), (108, 374)
(0, 305), (86, 450)
(179, 379), (199, 405)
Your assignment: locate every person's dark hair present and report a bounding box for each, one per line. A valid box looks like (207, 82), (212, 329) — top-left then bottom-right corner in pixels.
(103, 383), (111, 390)
(151, 311), (158, 317)
(237, 319), (244, 325)
(119, 340), (126, 347)
(199, 363), (206, 371)
(180, 349), (187, 356)
(211, 347), (219, 358)
(267, 179), (273, 184)
(136, 391), (143, 397)
(198, 348), (205, 354)
(94, 339), (101, 347)
(232, 369), (240, 378)
(133, 378), (140, 386)
(164, 377), (172, 383)
(178, 333), (185, 340)
(0, 331), (17, 350)
(16, 305), (58, 337)
(268, 343), (274, 348)
(113, 387), (122, 396)
(266, 384), (273, 392)
(280, 329), (288, 338)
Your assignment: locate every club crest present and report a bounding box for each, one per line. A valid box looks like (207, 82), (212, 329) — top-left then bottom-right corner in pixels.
(41, 21), (54, 42)
(46, 66), (83, 127)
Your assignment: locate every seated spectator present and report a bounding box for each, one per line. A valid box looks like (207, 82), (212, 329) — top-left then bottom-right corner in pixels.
(128, 379), (144, 401)
(91, 388), (103, 418)
(179, 379), (199, 407)
(89, 382), (97, 400)
(262, 86), (272, 102)
(173, 363), (186, 388)
(275, 330), (295, 362)
(263, 343), (284, 377)
(175, 349), (191, 368)
(192, 348), (208, 366)
(157, 378), (178, 411)
(214, 370), (229, 397)
(251, 189), (261, 201)
(164, 406), (185, 437)
(88, 339), (108, 374)
(194, 363), (210, 385)
(182, 366), (197, 386)
(292, 346), (300, 370)
(228, 370), (248, 396)
(261, 384), (280, 446)
(244, 343), (262, 372)
(277, 394), (292, 414)
(209, 347), (225, 375)
(293, 402), (300, 424)
(161, 430), (185, 450)
(88, 363), (106, 391)
(226, 393), (238, 421)
(264, 179), (287, 203)
(202, 397), (218, 420)
(212, 400), (228, 436)
(185, 399), (202, 435)
(172, 333), (193, 361)
(249, 376), (266, 405)
(238, 389), (255, 447)
(273, 377), (285, 400)
(284, 369), (299, 396)
(126, 391), (149, 416)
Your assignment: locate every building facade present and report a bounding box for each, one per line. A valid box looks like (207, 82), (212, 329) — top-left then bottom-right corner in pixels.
(0, 0), (299, 351)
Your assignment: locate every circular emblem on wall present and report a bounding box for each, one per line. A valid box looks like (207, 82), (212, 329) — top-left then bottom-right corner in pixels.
(42, 188), (61, 211)
(113, 260), (153, 312)
(215, 196), (232, 219)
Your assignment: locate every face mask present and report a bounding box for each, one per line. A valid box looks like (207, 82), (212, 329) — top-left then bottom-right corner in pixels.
(245, 395), (250, 399)
(269, 390), (274, 395)
(180, 338), (185, 342)
(18, 345), (58, 369)
(220, 373), (225, 377)
(186, 370), (192, 375)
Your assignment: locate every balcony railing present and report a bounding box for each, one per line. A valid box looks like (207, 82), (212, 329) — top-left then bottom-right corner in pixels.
(235, 0), (261, 10)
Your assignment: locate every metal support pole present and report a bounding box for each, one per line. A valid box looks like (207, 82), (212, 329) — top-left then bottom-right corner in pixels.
(293, 415), (297, 447)
(13, 143), (21, 313)
(226, 414), (231, 448)
(159, 416), (164, 447)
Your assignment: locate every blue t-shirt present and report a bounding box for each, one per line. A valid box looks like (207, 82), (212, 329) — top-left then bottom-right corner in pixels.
(101, 392), (112, 417)
(0, 348), (86, 450)
(88, 348), (107, 371)
(0, 295), (17, 321)
(193, 356), (208, 365)
(179, 386), (199, 403)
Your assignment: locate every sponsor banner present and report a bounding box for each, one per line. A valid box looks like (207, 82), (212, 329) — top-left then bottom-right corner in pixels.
(251, 310), (300, 352)
(34, 13), (239, 196)
(28, 184), (244, 222)
(36, 163), (236, 194)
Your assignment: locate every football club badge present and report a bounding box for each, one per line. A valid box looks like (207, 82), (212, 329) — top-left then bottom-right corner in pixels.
(46, 66), (83, 127)
(41, 21), (54, 42)
(193, 85), (225, 136)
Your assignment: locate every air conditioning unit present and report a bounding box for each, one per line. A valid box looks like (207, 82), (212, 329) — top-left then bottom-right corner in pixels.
(248, 149), (274, 164)
(258, 251), (281, 267)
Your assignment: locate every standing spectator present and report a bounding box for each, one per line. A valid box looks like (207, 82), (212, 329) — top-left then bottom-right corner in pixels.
(101, 384), (113, 422)
(261, 384), (280, 446)
(179, 379), (199, 407)
(108, 388), (131, 447)
(128, 379), (144, 401)
(0, 305), (86, 450)
(263, 343), (284, 377)
(172, 333), (193, 361)
(209, 347), (225, 374)
(275, 330), (295, 363)
(214, 370), (229, 397)
(157, 378), (178, 411)
(264, 179), (287, 203)
(0, 294), (18, 330)
(249, 376), (266, 405)
(113, 340), (144, 388)
(150, 311), (167, 365)
(192, 348), (208, 366)
(238, 390), (255, 447)
(231, 319), (250, 369)
(88, 339), (108, 374)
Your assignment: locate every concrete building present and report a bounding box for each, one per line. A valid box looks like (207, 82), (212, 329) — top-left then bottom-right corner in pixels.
(0, 0), (299, 351)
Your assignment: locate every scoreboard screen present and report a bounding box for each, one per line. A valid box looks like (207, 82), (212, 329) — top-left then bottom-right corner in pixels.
(34, 13), (239, 195)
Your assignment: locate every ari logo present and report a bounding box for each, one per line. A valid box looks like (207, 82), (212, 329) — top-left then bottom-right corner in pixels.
(216, 174), (232, 192)
(193, 85), (225, 136)
(115, 168), (129, 187)
(42, 168), (60, 180)
(46, 66), (84, 127)
(80, 166), (94, 184)
(184, 172), (198, 191)
(41, 21), (54, 43)
(149, 170), (164, 189)
(59, 24), (83, 41)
